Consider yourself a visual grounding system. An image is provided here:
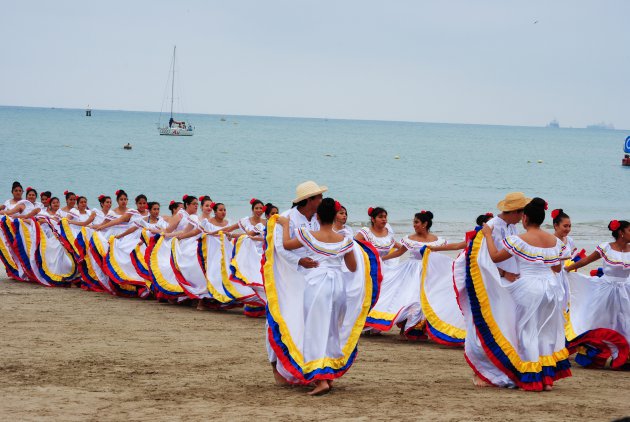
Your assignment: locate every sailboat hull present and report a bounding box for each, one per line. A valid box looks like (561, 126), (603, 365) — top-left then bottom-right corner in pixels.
(158, 127), (194, 136)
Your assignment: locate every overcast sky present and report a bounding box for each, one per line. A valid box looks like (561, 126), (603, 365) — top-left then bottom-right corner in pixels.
(3, 0), (629, 128)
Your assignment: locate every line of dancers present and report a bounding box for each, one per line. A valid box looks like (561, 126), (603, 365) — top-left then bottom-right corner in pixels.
(0, 181), (628, 395)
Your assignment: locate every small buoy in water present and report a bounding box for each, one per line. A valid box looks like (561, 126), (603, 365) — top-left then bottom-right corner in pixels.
(324, 153), (333, 157)
(394, 155), (400, 160)
(123, 143), (132, 150)
(537, 159), (543, 163)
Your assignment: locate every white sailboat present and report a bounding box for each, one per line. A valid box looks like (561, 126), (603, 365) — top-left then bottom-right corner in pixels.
(158, 46), (194, 136)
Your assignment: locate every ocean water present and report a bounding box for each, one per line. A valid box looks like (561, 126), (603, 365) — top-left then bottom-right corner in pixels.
(1, 106), (628, 251)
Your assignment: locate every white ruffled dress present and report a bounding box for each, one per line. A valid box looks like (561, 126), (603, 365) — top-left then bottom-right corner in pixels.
(566, 242), (630, 368)
(264, 217), (381, 384)
(455, 231), (572, 391)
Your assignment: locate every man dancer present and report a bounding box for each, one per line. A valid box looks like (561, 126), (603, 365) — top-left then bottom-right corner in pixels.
(267, 180), (328, 384)
(486, 192), (530, 282)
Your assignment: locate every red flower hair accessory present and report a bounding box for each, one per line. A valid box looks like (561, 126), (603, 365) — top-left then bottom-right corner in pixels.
(26, 186), (33, 191)
(420, 210), (426, 214)
(169, 200), (175, 206)
(367, 207), (374, 216)
(551, 209), (560, 219)
(98, 194), (105, 200)
(199, 195), (206, 202)
(544, 201), (548, 211)
(609, 220), (621, 231)
(209, 202), (216, 209)
(250, 198), (257, 205)
(63, 190), (69, 195)
(334, 201), (342, 212)
(262, 205), (267, 212)
(115, 190), (121, 196)
(485, 212), (494, 217)
(182, 194), (189, 201)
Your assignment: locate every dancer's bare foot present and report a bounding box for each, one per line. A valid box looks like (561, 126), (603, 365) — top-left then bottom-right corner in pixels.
(272, 364), (290, 386)
(307, 380), (331, 396)
(543, 385), (553, 391)
(472, 374), (492, 388)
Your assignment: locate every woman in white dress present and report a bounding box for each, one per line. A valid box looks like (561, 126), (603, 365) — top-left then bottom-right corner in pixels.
(1, 186), (53, 285)
(0, 182), (28, 280)
(564, 220), (630, 368)
(199, 201), (259, 310)
(103, 193), (151, 294)
(333, 204), (353, 238)
(79, 195), (119, 294)
(551, 209), (577, 258)
(166, 195), (212, 303)
(458, 197), (571, 391)
(355, 207), (404, 333)
(267, 198), (380, 395)
(89, 190), (142, 297)
(368, 211), (463, 344)
(149, 195), (199, 300)
(33, 197), (77, 288)
(132, 201), (169, 294)
(230, 198), (268, 315)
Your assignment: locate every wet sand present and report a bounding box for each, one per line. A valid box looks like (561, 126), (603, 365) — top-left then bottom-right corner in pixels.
(1, 276), (628, 422)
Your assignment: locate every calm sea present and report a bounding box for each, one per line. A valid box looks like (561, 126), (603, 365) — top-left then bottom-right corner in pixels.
(1, 106), (628, 251)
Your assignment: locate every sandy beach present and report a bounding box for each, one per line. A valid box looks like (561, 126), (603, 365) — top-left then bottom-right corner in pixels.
(1, 273), (629, 422)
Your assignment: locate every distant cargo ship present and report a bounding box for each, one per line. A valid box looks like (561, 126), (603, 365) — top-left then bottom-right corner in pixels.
(586, 121), (615, 130)
(547, 119), (560, 128)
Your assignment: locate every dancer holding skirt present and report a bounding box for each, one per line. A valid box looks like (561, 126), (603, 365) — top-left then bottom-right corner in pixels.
(264, 198), (381, 395)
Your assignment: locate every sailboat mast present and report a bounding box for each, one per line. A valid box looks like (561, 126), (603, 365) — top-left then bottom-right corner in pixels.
(170, 46), (176, 120)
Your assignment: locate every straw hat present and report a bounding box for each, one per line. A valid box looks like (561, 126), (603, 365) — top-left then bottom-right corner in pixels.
(293, 181), (328, 203)
(497, 192), (531, 212)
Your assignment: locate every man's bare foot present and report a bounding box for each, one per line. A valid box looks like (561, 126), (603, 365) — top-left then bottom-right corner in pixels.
(543, 385), (553, 391)
(472, 374), (492, 387)
(307, 381), (331, 396)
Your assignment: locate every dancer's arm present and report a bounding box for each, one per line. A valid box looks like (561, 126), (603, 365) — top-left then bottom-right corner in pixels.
(344, 250), (357, 272)
(430, 241), (465, 251)
(481, 224), (512, 262)
(68, 212), (96, 226)
(114, 226), (139, 239)
(0, 204), (25, 216)
(176, 227), (202, 240)
(95, 213), (131, 231)
(382, 245), (408, 261)
(17, 207), (41, 219)
(279, 217), (302, 250)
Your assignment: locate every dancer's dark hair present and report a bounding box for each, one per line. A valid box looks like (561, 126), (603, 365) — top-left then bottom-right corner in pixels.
(11, 181), (22, 193)
(182, 195), (197, 207)
(414, 210), (434, 230)
(523, 197), (546, 226)
(476, 213), (493, 226)
(368, 206), (387, 227)
(264, 203), (278, 218)
(317, 198), (337, 225)
(608, 220), (629, 239)
(551, 209), (570, 226)
(115, 189), (127, 201)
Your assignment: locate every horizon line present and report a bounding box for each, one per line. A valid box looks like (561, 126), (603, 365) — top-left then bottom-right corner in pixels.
(0, 103), (626, 132)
